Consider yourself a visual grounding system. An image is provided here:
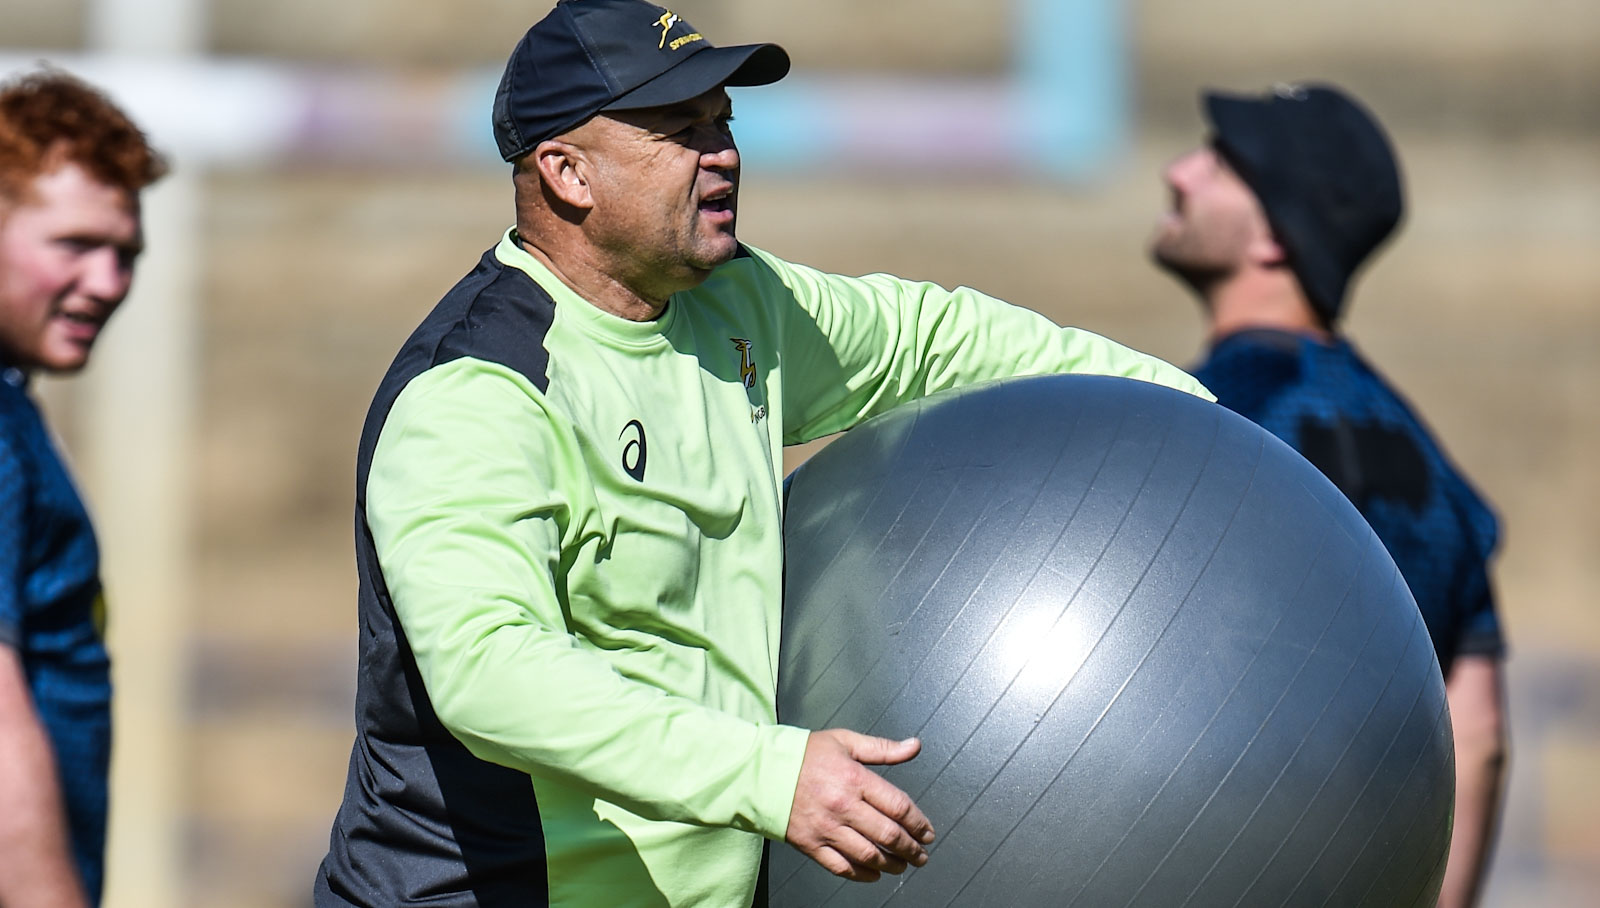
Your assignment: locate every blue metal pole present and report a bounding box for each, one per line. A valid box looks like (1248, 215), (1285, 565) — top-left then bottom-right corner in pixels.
(1016, 0), (1129, 179)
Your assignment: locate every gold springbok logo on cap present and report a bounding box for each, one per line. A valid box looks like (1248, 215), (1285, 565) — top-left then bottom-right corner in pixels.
(655, 11), (680, 48)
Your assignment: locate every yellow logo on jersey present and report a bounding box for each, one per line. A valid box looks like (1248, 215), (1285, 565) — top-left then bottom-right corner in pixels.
(92, 590), (108, 639)
(731, 337), (757, 389)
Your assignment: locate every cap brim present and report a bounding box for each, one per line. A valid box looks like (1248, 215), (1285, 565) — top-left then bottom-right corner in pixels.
(605, 42), (790, 112)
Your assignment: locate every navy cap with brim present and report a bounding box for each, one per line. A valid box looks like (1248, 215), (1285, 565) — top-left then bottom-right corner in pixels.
(492, 0), (790, 162)
(604, 42), (790, 111)
(1202, 85), (1403, 323)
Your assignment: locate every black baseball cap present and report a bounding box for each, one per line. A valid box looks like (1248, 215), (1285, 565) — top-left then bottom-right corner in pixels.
(1203, 83), (1404, 323)
(492, 0), (791, 162)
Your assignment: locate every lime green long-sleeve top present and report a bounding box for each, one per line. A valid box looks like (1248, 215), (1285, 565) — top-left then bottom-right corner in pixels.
(322, 231), (1211, 907)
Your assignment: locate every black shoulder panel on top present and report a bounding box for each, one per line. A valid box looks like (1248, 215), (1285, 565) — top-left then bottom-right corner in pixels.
(395, 248), (555, 392)
(429, 262), (556, 392)
(356, 248), (557, 495)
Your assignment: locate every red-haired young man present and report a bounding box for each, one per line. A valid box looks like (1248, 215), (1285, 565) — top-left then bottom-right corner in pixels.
(0, 67), (166, 907)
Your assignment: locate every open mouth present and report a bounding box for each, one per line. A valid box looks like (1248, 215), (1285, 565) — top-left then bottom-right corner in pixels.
(700, 181), (736, 208)
(54, 310), (106, 341)
(698, 188), (736, 228)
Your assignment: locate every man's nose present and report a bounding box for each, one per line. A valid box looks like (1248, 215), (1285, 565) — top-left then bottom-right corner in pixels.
(701, 140), (739, 171)
(1164, 148), (1207, 190)
(79, 247), (134, 302)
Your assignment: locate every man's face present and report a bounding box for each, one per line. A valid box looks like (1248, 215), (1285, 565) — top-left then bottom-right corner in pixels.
(585, 88), (741, 292)
(0, 162), (142, 373)
(1150, 144), (1270, 284)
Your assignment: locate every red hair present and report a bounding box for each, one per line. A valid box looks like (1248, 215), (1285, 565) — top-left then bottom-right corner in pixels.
(0, 66), (168, 202)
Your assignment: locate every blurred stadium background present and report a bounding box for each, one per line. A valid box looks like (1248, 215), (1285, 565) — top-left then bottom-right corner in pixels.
(3, 0), (1596, 905)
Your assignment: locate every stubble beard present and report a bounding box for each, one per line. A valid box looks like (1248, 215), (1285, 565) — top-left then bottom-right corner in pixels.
(1151, 233), (1228, 301)
(685, 209), (738, 272)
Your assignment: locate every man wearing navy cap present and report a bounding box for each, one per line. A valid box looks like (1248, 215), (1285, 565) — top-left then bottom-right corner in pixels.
(314, 1), (1211, 905)
(1151, 83), (1508, 908)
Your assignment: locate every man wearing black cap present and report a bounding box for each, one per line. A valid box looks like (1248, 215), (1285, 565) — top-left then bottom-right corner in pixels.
(1151, 83), (1507, 908)
(314, 2), (1212, 905)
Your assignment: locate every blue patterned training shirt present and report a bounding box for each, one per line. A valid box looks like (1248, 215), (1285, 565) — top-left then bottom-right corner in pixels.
(1192, 329), (1503, 677)
(0, 363), (109, 903)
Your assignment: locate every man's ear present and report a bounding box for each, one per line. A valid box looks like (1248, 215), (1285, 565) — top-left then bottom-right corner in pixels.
(533, 139), (595, 211)
(1248, 228), (1290, 270)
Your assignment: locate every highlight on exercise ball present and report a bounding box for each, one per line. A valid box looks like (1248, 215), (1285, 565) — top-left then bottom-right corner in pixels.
(774, 374), (1453, 907)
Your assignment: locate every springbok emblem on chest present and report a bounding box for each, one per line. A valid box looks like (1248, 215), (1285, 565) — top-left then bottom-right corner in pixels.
(731, 338), (757, 389)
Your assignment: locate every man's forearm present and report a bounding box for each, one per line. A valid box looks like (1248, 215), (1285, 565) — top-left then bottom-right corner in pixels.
(0, 647), (90, 908)
(1438, 655), (1508, 908)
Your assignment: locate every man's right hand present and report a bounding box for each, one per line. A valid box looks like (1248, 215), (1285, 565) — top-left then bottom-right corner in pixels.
(784, 729), (935, 883)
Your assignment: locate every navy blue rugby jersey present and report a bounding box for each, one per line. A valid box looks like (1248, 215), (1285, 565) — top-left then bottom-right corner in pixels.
(0, 364), (110, 901)
(1193, 329), (1503, 675)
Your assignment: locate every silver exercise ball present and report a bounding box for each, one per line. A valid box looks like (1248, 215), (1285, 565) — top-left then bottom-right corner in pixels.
(772, 374), (1453, 907)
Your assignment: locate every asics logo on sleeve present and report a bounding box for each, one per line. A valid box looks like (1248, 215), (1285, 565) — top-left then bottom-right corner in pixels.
(619, 419), (648, 481)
